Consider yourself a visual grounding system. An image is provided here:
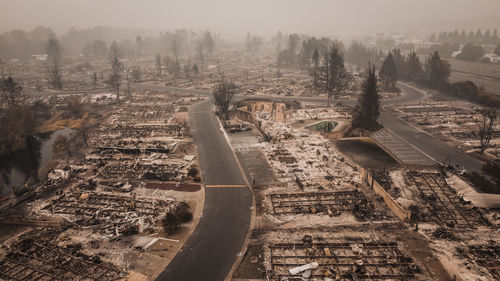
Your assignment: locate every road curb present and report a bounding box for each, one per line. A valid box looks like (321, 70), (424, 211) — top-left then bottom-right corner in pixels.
(152, 99), (207, 279)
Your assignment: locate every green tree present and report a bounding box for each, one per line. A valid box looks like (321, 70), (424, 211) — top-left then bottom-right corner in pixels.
(352, 64), (380, 129)
(405, 51), (423, 83)
(391, 49), (406, 79)
(379, 52), (398, 90)
(424, 51), (450, 90)
(456, 43), (485, 61)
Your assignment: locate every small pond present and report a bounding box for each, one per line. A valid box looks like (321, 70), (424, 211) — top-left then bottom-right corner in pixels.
(0, 127), (74, 197)
(306, 121), (338, 133)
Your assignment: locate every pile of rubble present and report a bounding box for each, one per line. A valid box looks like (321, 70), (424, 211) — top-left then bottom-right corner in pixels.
(396, 102), (500, 158)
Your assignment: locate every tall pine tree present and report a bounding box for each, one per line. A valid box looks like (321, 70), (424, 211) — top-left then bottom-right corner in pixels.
(379, 52), (398, 90)
(353, 64), (380, 129)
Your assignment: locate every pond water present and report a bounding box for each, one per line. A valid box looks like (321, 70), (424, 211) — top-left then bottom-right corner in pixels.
(0, 127), (74, 197)
(306, 120), (338, 133)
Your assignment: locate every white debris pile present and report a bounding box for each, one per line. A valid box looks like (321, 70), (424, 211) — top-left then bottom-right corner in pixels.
(397, 101), (500, 157)
(293, 107), (350, 121)
(257, 107), (359, 186)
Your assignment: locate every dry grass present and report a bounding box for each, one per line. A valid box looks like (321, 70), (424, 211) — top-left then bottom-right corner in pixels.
(38, 112), (88, 133)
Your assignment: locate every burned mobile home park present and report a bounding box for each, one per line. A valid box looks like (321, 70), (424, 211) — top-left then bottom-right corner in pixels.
(1, 1), (500, 281)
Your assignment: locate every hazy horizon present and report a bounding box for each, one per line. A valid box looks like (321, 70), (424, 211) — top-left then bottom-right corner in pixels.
(1, 0), (500, 40)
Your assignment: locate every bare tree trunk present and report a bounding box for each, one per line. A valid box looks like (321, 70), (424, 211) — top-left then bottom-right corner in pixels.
(479, 109), (497, 153)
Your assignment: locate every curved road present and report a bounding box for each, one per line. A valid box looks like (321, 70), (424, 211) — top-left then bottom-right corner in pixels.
(155, 99), (252, 281)
(379, 82), (484, 173)
(153, 79), (486, 281)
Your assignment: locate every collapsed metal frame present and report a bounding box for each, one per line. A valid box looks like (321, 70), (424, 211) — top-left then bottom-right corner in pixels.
(0, 242), (123, 281)
(46, 192), (171, 218)
(269, 240), (420, 280)
(407, 172), (488, 228)
(469, 244), (500, 280)
(269, 190), (370, 215)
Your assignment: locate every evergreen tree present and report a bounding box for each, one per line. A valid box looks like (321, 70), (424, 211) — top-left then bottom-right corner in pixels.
(429, 33), (436, 42)
(456, 43), (485, 61)
(379, 52), (398, 90)
(459, 30), (467, 43)
(405, 51), (424, 83)
(353, 64), (380, 129)
(483, 30), (492, 44)
(46, 38), (62, 62)
(492, 30), (499, 45)
(467, 31), (475, 42)
(424, 51), (450, 90)
(494, 44), (500, 56)
(475, 29), (483, 43)
(108, 41), (121, 60)
(202, 31), (215, 57)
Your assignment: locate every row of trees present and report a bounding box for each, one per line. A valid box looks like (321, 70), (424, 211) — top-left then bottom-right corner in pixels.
(0, 26), (221, 60)
(430, 29), (499, 45)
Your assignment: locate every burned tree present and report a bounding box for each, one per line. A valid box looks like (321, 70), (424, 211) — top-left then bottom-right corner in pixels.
(156, 53), (162, 76)
(92, 72), (97, 89)
(192, 64), (199, 80)
(48, 59), (63, 90)
(47, 38), (63, 90)
(478, 109), (497, 153)
(213, 76), (237, 120)
(202, 30), (215, 57)
(109, 57), (122, 103)
(108, 41), (121, 60)
(319, 44), (352, 106)
(312, 48), (319, 87)
(1, 76), (24, 108)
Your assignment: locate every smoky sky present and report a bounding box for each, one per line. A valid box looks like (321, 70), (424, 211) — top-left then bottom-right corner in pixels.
(1, 0), (499, 39)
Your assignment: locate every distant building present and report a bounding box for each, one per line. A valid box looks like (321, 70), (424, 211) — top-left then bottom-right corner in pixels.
(32, 54), (48, 61)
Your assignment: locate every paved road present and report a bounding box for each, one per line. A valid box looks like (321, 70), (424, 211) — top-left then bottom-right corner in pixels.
(371, 128), (435, 166)
(155, 79), (485, 280)
(155, 99), (252, 281)
(378, 82), (485, 173)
